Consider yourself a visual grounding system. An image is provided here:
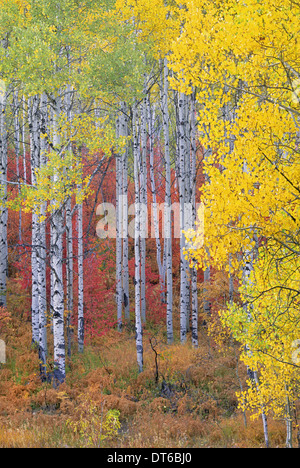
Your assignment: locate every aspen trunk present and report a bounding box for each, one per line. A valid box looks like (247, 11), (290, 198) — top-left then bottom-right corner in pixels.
(133, 105), (143, 373)
(38, 93), (48, 377)
(178, 92), (189, 343)
(0, 86), (7, 308)
(190, 90), (198, 348)
(13, 90), (22, 242)
(28, 95), (40, 346)
(161, 59), (173, 344)
(140, 97), (148, 324)
(21, 96), (27, 184)
(120, 102), (130, 322)
(116, 110), (123, 331)
(203, 142), (212, 321)
(148, 97), (164, 300)
(65, 86), (74, 357)
(77, 198), (84, 353)
(51, 95), (66, 384)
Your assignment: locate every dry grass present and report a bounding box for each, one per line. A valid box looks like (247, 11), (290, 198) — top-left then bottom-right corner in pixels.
(0, 286), (295, 448)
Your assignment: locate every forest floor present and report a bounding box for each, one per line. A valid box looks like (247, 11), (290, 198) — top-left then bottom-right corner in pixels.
(0, 285), (291, 448)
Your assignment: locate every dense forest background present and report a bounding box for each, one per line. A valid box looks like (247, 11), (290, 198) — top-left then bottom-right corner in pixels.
(0, 0), (300, 448)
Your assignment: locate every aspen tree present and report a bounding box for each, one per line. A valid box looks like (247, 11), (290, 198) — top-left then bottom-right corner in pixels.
(148, 96), (164, 302)
(133, 104), (143, 373)
(178, 92), (189, 343)
(13, 90), (22, 241)
(161, 58), (173, 344)
(51, 94), (66, 383)
(0, 82), (7, 308)
(38, 93), (48, 377)
(77, 138), (84, 353)
(28, 95), (41, 346)
(120, 102), (130, 322)
(115, 113), (123, 330)
(140, 94), (148, 323)
(77, 192), (84, 354)
(65, 85), (74, 357)
(189, 90), (198, 348)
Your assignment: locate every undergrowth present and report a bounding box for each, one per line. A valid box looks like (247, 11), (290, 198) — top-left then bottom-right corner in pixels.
(0, 286), (291, 448)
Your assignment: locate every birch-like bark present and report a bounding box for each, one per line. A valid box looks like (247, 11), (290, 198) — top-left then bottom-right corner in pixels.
(0, 86), (8, 308)
(120, 102), (130, 322)
(77, 193), (84, 353)
(203, 138), (212, 321)
(185, 94), (191, 333)
(133, 105), (143, 373)
(21, 96), (27, 184)
(38, 93), (48, 377)
(190, 90), (198, 348)
(148, 97), (164, 300)
(28, 95), (40, 346)
(51, 94), (66, 384)
(140, 96), (148, 324)
(178, 92), (189, 343)
(116, 113), (123, 331)
(65, 85), (74, 356)
(285, 385), (293, 448)
(13, 90), (22, 242)
(161, 59), (173, 344)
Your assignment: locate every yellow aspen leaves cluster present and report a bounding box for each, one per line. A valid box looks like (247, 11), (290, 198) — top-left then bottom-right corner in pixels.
(8, 151), (90, 218)
(221, 248), (300, 421)
(115, 0), (180, 57)
(166, 0), (300, 422)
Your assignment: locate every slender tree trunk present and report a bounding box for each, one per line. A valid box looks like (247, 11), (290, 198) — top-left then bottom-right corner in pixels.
(51, 94), (66, 384)
(0, 86), (8, 308)
(148, 97), (164, 299)
(178, 92), (189, 343)
(285, 385), (293, 448)
(38, 93), (48, 378)
(116, 113), (123, 331)
(28, 95), (40, 346)
(21, 96), (27, 184)
(203, 141), (212, 321)
(13, 90), (22, 242)
(65, 85), (74, 357)
(140, 96), (148, 324)
(184, 95), (191, 333)
(190, 90), (198, 348)
(161, 59), (173, 344)
(133, 105), (143, 373)
(120, 102), (130, 322)
(77, 177), (84, 353)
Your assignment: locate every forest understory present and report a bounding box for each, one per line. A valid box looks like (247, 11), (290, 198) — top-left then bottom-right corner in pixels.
(0, 278), (294, 449)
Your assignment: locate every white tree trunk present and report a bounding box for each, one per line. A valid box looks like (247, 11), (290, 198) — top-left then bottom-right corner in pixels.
(51, 95), (66, 384)
(190, 90), (198, 348)
(77, 195), (84, 353)
(148, 97), (164, 300)
(38, 93), (48, 378)
(140, 97), (148, 324)
(120, 102), (130, 322)
(13, 90), (22, 242)
(133, 105), (143, 373)
(28, 95), (40, 346)
(178, 92), (189, 343)
(0, 86), (8, 308)
(161, 59), (173, 344)
(116, 112), (123, 331)
(65, 85), (74, 357)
